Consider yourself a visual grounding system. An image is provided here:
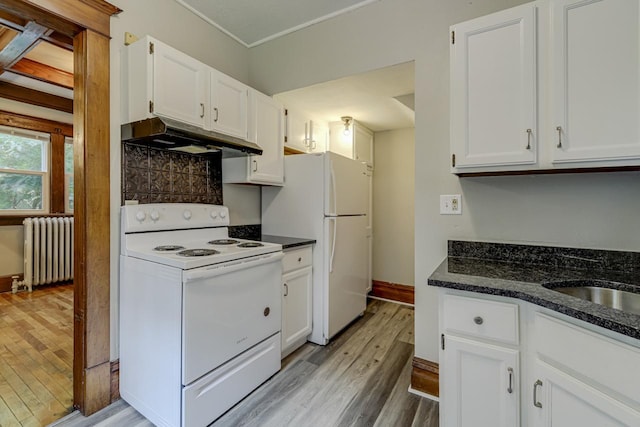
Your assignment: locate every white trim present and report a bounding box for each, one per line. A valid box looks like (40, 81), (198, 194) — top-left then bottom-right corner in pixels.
(171, 0), (381, 48)
(408, 386), (440, 402)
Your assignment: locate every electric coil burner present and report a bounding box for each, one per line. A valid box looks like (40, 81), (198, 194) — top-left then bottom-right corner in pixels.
(238, 242), (264, 248)
(120, 203), (283, 427)
(209, 239), (240, 245)
(178, 248), (219, 257)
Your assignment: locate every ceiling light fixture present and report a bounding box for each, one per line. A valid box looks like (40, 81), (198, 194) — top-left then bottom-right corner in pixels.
(341, 116), (353, 137)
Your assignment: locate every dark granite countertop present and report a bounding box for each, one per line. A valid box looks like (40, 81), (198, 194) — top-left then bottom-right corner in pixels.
(261, 234), (316, 250)
(428, 241), (640, 340)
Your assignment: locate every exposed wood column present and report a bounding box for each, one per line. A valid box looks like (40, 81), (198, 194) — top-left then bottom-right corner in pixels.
(73, 28), (111, 416)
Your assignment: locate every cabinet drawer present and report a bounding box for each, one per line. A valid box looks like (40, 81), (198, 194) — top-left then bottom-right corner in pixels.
(282, 246), (312, 272)
(535, 313), (640, 407)
(443, 294), (519, 345)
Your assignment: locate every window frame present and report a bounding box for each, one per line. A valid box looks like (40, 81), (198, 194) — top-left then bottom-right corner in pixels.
(0, 110), (73, 222)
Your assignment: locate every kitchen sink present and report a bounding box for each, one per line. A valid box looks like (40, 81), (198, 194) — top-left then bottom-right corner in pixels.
(542, 280), (640, 316)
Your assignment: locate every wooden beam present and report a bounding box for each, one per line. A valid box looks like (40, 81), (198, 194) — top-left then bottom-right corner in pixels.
(0, 81), (73, 113)
(0, 109), (72, 135)
(10, 57), (73, 88)
(0, 9), (73, 51)
(0, 20), (51, 69)
(50, 132), (66, 213)
(0, 0), (120, 38)
(43, 31), (73, 51)
(72, 28), (111, 416)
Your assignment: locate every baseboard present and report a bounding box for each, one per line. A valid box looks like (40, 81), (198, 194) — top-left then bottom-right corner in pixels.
(0, 274), (23, 293)
(110, 360), (120, 402)
(370, 280), (414, 305)
(411, 357), (439, 397)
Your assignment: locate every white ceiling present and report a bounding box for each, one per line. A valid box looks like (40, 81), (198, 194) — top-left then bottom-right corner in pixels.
(175, 0), (379, 47)
(274, 61), (415, 132)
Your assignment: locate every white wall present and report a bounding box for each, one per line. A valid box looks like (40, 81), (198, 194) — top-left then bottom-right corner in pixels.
(372, 128), (415, 286)
(109, 0), (251, 360)
(248, 0), (640, 363)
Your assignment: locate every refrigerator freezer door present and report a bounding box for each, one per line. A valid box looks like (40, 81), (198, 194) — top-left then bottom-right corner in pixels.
(325, 152), (368, 216)
(324, 215), (368, 340)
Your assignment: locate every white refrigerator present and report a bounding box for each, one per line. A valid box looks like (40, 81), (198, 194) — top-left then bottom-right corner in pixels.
(262, 152), (368, 345)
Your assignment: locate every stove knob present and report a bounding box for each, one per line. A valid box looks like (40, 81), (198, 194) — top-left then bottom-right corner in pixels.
(210, 211), (219, 219)
(150, 210), (160, 222)
(135, 210), (146, 222)
(220, 210), (227, 219)
(183, 210), (192, 220)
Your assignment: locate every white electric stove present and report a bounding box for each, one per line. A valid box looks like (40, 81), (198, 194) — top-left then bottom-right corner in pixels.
(119, 203), (283, 427)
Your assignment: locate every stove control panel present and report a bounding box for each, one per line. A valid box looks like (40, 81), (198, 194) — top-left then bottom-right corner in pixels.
(122, 203), (230, 233)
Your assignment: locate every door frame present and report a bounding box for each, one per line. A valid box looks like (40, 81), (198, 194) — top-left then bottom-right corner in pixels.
(0, 0), (120, 416)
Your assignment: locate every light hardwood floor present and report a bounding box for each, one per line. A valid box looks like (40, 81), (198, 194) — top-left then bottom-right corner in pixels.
(0, 284), (74, 427)
(52, 299), (439, 427)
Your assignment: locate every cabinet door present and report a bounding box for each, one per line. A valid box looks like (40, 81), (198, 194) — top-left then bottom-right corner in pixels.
(285, 109), (310, 152)
(249, 91), (284, 185)
(328, 121), (353, 158)
(531, 360), (640, 427)
(152, 41), (206, 127)
(551, 0), (640, 163)
(450, 3), (537, 169)
(441, 335), (519, 427)
(282, 266), (313, 352)
(309, 120), (327, 152)
(210, 70), (248, 139)
(354, 125), (373, 166)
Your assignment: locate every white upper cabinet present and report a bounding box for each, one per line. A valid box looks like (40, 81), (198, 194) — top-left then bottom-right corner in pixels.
(551, 0), (640, 164)
(328, 120), (374, 166)
(122, 36), (207, 127)
(284, 109), (326, 153)
(450, 3), (537, 169)
(222, 90), (284, 185)
(209, 70), (249, 139)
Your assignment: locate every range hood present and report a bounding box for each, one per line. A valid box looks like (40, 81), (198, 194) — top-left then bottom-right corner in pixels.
(121, 116), (262, 157)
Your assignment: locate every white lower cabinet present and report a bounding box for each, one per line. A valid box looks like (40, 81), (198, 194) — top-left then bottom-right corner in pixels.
(281, 246), (313, 358)
(441, 335), (519, 427)
(440, 290), (640, 427)
(531, 360), (640, 427)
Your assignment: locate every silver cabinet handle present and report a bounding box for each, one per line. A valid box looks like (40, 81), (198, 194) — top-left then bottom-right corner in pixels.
(214, 107), (219, 122)
(252, 159), (258, 172)
(284, 283), (288, 297)
(556, 126), (562, 148)
(507, 367), (514, 394)
(473, 316), (483, 325)
(200, 103), (205, 118)
(533, 380), (543, 408)
(526, 128), (532, 150)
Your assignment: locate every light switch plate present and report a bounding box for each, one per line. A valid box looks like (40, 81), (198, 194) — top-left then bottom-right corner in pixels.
(440, 194), (462, 215)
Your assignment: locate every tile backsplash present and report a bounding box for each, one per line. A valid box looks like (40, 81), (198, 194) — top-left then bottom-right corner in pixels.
(121, 142), (223, 205)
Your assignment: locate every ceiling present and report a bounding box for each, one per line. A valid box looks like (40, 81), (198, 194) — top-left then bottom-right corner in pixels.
(274, 61), (415, 132)
(0, 14), (74, 113)
(175, 0), (379, 47)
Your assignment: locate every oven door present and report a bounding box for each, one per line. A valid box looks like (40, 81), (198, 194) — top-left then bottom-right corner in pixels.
(181, 251), (283, 385)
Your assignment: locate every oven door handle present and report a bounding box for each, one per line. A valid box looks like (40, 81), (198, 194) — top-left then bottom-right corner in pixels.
(183, 252), (284, 282)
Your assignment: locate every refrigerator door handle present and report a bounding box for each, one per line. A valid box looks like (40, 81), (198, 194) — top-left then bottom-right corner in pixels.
(330, 166), (337, 215)
(328, 217), (337, 273)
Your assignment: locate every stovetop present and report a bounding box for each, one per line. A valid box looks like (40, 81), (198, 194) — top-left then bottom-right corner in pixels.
(121, 203), (281, 269)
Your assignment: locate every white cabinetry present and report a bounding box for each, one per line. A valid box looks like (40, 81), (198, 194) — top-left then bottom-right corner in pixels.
(209, 70), (248, 139)
(450, 3), (537, 169)
(284, 110), (326, 153)
(122, 36), (207, 127)
(223, 90), (284, 185)
(328, 120), (374, 166)
(281, 246), (313, 358)
(440, 294), (520, 427)
(450, 0), (640, 174)
(550, 0), (640, 164)
(439, 289), (640, 427)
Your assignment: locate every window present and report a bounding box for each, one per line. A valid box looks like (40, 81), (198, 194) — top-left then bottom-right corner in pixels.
(0, 125), (50, 214)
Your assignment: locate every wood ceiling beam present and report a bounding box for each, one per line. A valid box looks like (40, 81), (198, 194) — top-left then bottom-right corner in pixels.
(10, 57), (73, 89)
(0, 81), (72, 113)
(0, 9), (73, 51)
(0, 20), (51, 70)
